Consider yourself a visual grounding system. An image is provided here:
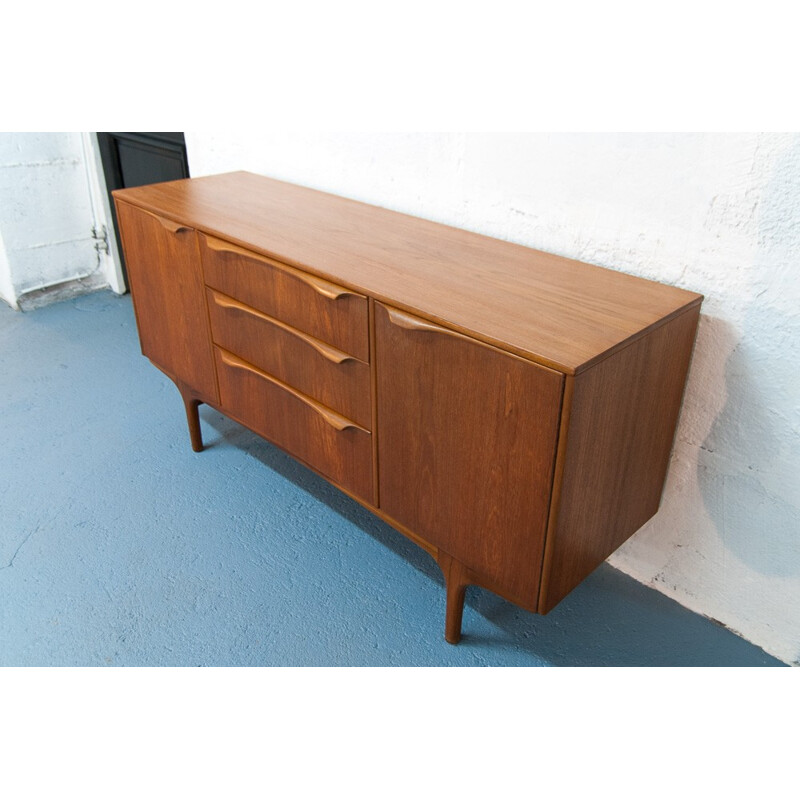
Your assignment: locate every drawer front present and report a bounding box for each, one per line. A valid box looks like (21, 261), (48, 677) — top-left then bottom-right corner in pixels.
(207, 289), (372, 429)
(200, 234), (369, 361)
(214, 347), (373, 503)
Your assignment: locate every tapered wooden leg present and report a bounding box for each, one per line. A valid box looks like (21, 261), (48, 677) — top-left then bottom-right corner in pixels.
(178, 385), (204, 452)
(437, 551), (470, 644)
(445, 578), (467, 645)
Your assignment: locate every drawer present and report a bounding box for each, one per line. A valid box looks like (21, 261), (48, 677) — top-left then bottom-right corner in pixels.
(214, 346), (373, 503)
(200, 234), (369, 361)
(207, 288), (372, 429)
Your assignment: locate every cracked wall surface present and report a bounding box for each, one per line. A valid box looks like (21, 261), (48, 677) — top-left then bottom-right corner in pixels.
(186, 132), (800, 664)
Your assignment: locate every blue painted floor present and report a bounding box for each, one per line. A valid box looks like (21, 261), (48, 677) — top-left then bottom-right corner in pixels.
(0, 292), (784, 666)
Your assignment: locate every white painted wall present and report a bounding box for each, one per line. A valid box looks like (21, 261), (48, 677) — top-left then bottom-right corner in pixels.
(0, 133), (121, 308)
(0, 226), (15, 309)
(185, 132), (800, 665)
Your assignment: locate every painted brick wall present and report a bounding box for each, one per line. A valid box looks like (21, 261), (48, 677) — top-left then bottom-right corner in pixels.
(185, 132), (800, 665)
(0, 133), (108, 308)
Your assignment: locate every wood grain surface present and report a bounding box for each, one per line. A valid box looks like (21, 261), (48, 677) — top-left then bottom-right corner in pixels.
(375, 302), (564, 606)
(214, 346), (373, 503)
(115, 172), (702, 374)
(206, 289), (371, 429)
(114, 201), (218, 403)
(538, 305), (702, 612)
(200, 232), (369, 361)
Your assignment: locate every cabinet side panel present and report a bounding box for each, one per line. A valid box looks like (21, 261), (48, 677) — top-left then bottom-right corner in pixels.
(539, 306), (701, 613)
(115, 200), (218, 402)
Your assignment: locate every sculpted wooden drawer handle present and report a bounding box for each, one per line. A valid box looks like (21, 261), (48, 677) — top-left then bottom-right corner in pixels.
(155, 216), (192, 235)
(385, 306), (465, 340)
(210, 291), (359, 365)
(218, 349), (368, 433)
(205, 236), (360, 301)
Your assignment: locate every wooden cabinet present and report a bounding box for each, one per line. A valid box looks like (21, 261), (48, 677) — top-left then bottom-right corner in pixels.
(114, 171), (703, 644)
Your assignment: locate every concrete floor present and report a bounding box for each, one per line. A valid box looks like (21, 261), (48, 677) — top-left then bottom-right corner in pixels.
(0, 291), (784, 666)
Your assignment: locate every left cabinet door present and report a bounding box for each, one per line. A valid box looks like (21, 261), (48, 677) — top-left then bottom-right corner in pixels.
(115, 201), (218, 403)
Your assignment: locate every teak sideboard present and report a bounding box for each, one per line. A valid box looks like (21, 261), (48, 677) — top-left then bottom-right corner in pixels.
(113, 171), (703, 644)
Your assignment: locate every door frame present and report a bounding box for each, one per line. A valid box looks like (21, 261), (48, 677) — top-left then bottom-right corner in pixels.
(82, 133), (127, 294)
(95, 133), (190, 291)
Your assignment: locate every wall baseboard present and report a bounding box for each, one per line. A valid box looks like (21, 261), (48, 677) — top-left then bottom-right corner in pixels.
(16, 273), (109, 312)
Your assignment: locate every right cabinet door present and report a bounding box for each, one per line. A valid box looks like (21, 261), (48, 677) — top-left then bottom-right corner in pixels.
(375, 303), (564, 606)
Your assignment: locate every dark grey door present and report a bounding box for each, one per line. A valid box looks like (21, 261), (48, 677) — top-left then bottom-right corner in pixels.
(97, 132), (190, 288)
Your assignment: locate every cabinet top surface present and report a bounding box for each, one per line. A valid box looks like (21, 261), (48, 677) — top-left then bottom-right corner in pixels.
(114, 171), (702, 374)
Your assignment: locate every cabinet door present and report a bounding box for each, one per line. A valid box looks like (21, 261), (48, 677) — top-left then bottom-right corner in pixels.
(375, 303), (563, 606)
(115, 201), (218, 402)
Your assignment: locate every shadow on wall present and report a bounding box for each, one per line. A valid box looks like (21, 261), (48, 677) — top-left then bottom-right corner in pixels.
(699, 136), (800, 580)
(700, 331), (800, 578)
